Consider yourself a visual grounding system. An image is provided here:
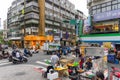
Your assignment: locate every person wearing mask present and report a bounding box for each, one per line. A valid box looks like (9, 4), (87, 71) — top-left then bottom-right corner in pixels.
(51, 52), (59, 67)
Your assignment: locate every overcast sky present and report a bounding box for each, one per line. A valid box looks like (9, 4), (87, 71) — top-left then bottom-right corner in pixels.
(0, 0), (88, 29)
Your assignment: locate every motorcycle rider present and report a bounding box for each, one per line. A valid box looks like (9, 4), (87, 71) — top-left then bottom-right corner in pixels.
(24, 48), (28, 56)
(12, 48), (17, 57)
(24, 48), (32, 57)
(16, 49), (22, 61)
(12, 48), (22, 61)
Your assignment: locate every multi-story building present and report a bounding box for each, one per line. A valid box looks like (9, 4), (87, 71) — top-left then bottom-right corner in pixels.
(3, 20), (8, 40)
(7, 0), (77, 48)
(81, 0), (120, 49)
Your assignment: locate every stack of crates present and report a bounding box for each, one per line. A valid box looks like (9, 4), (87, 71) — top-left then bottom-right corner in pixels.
(107, 54), (116, 63)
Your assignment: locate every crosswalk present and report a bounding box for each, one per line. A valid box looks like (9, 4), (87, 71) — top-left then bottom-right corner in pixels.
(0, 58), (49, 68)
(0, 59), (12, 66)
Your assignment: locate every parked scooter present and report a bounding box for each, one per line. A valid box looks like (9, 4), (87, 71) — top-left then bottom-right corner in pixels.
(30, 48), (39, 54)
(0, 50), (10, 59)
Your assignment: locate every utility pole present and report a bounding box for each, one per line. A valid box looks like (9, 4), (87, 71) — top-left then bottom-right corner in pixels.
(23, 0), (26, 37)
(21, 0), (26, 48)
(38, 0), (45, 36)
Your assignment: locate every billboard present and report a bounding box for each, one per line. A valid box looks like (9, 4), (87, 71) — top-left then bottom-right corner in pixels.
(93, 9), (120, 21)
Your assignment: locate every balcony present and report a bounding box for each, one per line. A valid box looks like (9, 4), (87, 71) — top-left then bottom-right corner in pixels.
(26, 19), (39, 24)
(48, 0), (53, 2)
(25, 13), (39, 19)
(26, 1), (38, 7)
(45, 20), (53, 24)
(54, 17), (61, 22)
(25, 6), (39, 13)
(53, 22), (60, 26)
(45, 15), (54, 20)
(54, 0), (60, 6)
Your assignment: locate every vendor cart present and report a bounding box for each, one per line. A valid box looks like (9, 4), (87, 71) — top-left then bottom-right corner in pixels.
(79, 47), (108, 80)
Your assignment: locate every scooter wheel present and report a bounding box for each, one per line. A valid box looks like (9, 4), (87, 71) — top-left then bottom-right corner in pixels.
(24, 59), (28, 63)
(13, 61), (17, 64)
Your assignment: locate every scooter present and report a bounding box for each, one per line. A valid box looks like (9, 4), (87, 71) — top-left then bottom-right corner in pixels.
(31, 49), (39, 54)
(24, 50), (32, 57)
(0, 50), (10, 59)
(11, 56), (28, 64)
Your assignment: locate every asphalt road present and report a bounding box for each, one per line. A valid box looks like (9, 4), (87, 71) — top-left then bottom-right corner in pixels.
(0, 49), (52, 80)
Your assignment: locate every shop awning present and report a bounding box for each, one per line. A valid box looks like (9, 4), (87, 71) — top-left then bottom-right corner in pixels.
(24, 35), (46, 41)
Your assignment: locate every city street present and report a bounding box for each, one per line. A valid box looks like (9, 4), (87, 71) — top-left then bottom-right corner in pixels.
(0, 49), (70, 80)
(0, 49), (119, 80)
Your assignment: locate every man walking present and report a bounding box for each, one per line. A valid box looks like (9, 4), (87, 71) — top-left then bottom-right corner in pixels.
(50, 52), (59, 67)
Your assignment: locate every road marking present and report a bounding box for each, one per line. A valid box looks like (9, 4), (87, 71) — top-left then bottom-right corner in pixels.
(0, 59), (9, 64)
(0, 62), (12, 66)
(0, 59), (12, 66)
(36, 61), (49, 66)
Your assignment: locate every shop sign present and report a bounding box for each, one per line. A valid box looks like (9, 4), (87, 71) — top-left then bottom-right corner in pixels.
(93, 9), (120, 21)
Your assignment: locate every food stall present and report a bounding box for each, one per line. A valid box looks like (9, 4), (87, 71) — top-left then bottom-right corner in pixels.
(79, 47), (108, 80)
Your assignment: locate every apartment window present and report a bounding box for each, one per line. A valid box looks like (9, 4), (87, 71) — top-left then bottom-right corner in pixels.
(102, 3), (106, 7)
(112, 4), (117, 10)
(118, 3), (120, 8)
(96, 8), (101, 13)
(97, 5), (100, 8)
(102, 7), (106, 12)
(112, 0), (117, 4)
(107, 2), (111, 6)
(118, 0), (120, 2)
(92, 6), (96, 9)
(93, 10), (96, 14)
(106, 6), (111, 11)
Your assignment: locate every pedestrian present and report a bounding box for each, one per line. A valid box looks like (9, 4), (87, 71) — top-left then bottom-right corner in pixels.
(75, 46), (80, 57)
(79, 54), (84, 69)
(56, 50), (61, 58)
(50, 52), (59, 67)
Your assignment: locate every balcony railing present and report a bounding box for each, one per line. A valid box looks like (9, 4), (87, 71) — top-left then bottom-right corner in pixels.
(45, 15), (54, 20)
(25, 13), (39, 19)
(26, 19), (39, 24)
(26, 1), (38, 7)
(25, 6), (39, 13)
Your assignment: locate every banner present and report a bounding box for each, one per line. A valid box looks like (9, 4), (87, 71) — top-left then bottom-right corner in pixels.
(93, 9), (120, 21)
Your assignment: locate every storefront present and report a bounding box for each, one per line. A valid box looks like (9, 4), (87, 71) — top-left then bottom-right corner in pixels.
(24, 35), (53, 49)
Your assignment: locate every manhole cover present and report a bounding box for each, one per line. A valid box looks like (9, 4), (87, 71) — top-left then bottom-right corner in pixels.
(15, 72), (26, 76)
